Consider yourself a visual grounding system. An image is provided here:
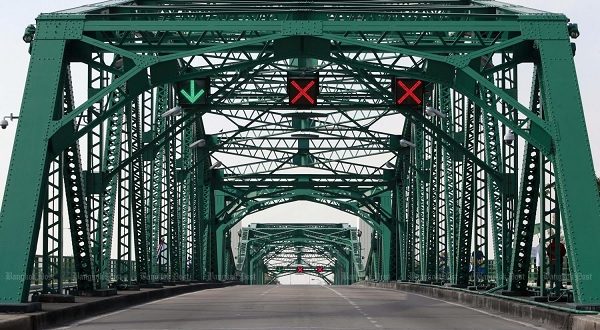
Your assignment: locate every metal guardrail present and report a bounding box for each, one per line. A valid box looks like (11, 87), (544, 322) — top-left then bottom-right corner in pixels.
(30, 255), (137, 293)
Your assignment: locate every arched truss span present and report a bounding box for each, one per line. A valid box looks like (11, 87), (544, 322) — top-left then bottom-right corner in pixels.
(0, 1), (598, 307)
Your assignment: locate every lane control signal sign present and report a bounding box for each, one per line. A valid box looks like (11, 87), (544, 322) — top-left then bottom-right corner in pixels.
(177, 78), (209, 106)
(288, 75), (319, 107)
(296, 265), (304, 273)
(316, 266), (324, 273)
(394, 78), (424, 108)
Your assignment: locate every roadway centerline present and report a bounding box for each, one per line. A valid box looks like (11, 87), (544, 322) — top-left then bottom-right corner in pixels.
(326, 286), (380, 329)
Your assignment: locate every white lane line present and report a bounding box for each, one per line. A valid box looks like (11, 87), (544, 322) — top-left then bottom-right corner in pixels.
(400, 290), (546, 329)
(326, 286), (380, 329)
(260, 286), (278, 296)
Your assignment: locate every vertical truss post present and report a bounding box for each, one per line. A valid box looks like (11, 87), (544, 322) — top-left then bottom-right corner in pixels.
(133, 91), (149, 283)
(168, 116), (181, 281)
(62, 65), (95, 294)
(86, 53), (107, 290)
(180, 122), (194, 279)
(150, 85), (168, 280)
(455, 99), (477, 288)
(43, 154), (63, 294)
(379, 192), (393, 281)
(507, 69), (542, 293)
(210, 192), (225, 279)
(405, 163), (417, 281)
(0, 39), (66, 303)
(394, 162), (407, 281)
(448, 90), (466, 284)
(199, 175), (212, 280)
(536, 34), (600, 305)
(192, 119), (209, 281)
(216, 222), (228, 280)
(425, 132), (439, 282)
(499, 52), (519, 286)
(473, 102), (488, 287)
(440, 86), (454, 283)
(96, 87), (125, 289)
(481, 72), (506, 286)
(539, 159), (560, 297)
(433, 141), (444, 282)
(117, 101), (133, 284)
(368, 231), (379, 280)
(412, 123), (431, 281)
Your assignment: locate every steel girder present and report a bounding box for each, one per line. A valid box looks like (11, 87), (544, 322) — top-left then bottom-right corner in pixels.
(0, 0), (598, 307)
(237, 223), (362, 285)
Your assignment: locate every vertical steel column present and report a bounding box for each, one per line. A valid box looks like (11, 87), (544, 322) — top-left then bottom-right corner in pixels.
(540, 160), (560, 296)
(168, 115), (181, 281)
(448, 90), (466, 285)
(116, 101), (131, 284)
(507, 69), (542, 293)
(473, 103), (488, 286)
(86, 53), (108, 290)
(96, 86), (125, 288)
(0, 39), (67, 303)
(424, 136), (438, 282)
(150, 85), (168, 280)
(499, 52), (519, 286)
(535, 34), (600, 304)
(43, 154), (63, 293)
(62, 64), (95, 293)
(440, 86), (454, 283)
(132, 90), (149, 283)
(405, 164), (417, 281)
(180, 123), (194, 279)
(455, 99), (477, 287)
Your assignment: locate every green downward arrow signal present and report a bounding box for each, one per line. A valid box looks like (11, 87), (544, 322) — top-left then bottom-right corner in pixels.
(180, 81), (205, 103)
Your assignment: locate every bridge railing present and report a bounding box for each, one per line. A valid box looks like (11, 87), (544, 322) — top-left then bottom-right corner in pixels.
(30, 255), (137, 293)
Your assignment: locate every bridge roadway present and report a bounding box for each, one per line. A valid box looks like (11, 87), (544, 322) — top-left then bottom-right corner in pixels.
(54, 285), (545, 330)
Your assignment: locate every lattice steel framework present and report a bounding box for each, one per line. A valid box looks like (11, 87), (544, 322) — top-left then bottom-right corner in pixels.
(236, 223), (362, 285)
(0, 0), (598, 307)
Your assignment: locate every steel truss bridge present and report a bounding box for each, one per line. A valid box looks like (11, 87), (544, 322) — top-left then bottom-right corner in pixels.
(0, 0), (599, 309)
(236, 223), (363, 285)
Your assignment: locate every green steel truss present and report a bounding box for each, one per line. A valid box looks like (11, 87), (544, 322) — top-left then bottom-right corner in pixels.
(0, 0), (599, 307)
(236, 223), (362, 285)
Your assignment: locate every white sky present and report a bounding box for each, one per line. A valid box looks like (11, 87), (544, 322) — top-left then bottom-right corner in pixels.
(0, 1), (597, 270)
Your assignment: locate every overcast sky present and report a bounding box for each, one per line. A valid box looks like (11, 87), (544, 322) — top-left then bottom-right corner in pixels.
(0, 0), (598, 222)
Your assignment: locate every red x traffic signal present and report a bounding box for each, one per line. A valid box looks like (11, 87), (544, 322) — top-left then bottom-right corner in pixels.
(288, 76), (319, 107)
(316, 266), (324, 273)
(393, 78), (424, 108)
(296, 265), (304, 273)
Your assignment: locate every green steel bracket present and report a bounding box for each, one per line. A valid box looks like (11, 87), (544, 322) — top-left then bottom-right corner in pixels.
(35, 16), (84, 41)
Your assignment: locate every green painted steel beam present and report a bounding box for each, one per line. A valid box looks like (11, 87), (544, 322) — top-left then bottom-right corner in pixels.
(2, 0), (599, 307)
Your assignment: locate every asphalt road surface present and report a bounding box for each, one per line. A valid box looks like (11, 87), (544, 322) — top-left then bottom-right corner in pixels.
(54, 285), (546, 330)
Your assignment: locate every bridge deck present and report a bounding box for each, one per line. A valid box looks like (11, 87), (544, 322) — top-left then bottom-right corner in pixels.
(57, 285), (541, 330)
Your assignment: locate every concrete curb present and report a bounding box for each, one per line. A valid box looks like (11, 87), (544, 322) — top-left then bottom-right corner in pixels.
(0, 282), (238, 330)
(356, 282), (600, 330)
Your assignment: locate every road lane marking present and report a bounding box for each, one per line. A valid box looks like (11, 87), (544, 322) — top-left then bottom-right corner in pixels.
(374, 288), (546, 329)
(326, 286), (380, 329)
(260, 285), (278, 296)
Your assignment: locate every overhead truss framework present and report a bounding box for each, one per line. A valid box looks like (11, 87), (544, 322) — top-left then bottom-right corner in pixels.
(0, 0), (599, 307)
(236, 223), (362, 285)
